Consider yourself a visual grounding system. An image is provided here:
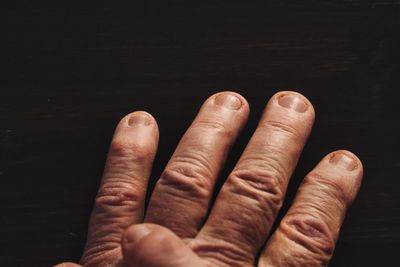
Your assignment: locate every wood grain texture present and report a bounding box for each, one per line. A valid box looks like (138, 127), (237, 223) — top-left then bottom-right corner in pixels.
(1, 1), (400, 266)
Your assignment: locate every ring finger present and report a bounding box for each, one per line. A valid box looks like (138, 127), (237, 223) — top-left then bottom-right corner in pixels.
(192, 91), (315, 266)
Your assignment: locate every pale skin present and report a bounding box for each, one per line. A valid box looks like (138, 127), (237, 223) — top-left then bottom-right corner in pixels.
(56, 91), (363, 267)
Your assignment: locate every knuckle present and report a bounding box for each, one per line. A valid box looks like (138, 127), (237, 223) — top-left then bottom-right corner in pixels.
(225, 169), (284, 234)
(281, 214), (335, 257)
(262, 120), (300, 139)
(95, 181), (141, 213)
(192, 120), (231, 137)
(84, 182), (144, 265)
(108, 138), (151, 162)
(190, 238), (252, 266)
(159, 161), (212, 199)
(228, 168), (284, 210)
(304, 173), (349, 207)
(80, 242), (121, 267)
(87, 182), (141, 260)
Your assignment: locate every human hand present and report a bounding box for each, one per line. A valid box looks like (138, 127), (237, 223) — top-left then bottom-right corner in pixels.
(56, 91), (363, 267)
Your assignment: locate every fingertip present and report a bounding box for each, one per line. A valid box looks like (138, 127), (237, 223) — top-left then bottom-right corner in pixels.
(123, 111), (159, 134)
(109, 111), (159, 158)
(258, 90), (315, 139)
(126, 111), (152, 125)
(313, 150), (364, 205)
(328, 149), (364, 174)
(210, 91), (250, 114)
(329, 149), (364, 203)
(272, 90), (316, 118)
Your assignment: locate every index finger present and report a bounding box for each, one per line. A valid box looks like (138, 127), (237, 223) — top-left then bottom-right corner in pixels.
(81, 111), (159, 266)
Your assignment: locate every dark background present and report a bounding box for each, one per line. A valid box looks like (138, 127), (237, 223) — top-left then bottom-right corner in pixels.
(1, 1), (400, 266)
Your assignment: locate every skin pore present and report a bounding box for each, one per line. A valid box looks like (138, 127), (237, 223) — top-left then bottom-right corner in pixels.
(56, 91), (363, 267)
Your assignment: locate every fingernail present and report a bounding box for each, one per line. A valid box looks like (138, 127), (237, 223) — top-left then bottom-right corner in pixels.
(124, 225), (152, 245)
(278, 94), (308, 113)
(128, 113), (151, 126)
(330, 153), (357, 171)
(214, 94), (242, 110)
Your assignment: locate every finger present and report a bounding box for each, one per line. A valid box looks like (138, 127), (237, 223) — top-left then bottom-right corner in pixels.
(145, 91), (249, 238)
(192, 91), (315, 266)
(122, 223), (206, 267)
(258, 150), (363, 267)
(53, 263), (82, 267)
(81, 111), (159, 266)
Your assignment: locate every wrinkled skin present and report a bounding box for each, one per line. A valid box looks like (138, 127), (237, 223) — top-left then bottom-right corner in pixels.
(56, 91), (363, 267)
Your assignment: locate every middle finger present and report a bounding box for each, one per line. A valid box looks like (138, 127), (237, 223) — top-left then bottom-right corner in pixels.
(145, 91), (249, 238)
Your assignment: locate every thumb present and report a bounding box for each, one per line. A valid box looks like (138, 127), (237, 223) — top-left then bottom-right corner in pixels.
(53, 263), (82, 267)
(121, 223), (205, 267)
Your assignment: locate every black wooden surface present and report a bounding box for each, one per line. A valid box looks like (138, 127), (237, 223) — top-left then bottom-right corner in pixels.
(1, 1), (400, 266)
